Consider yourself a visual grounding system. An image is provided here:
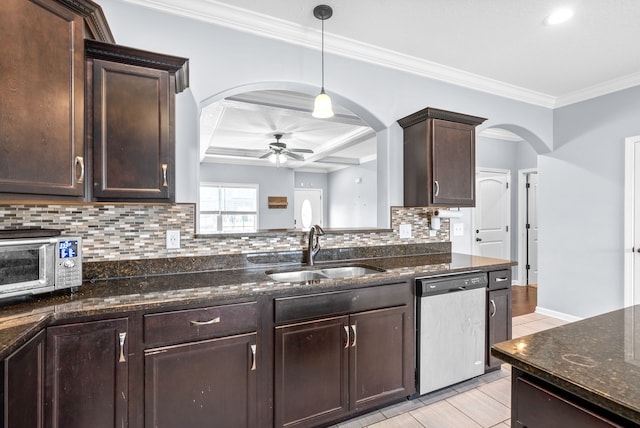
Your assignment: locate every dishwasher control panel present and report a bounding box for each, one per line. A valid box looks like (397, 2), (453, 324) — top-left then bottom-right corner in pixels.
(416, 271), (488, 296)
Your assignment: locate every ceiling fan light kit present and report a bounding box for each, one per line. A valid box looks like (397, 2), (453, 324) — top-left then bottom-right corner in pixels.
(312, 4), (334, 119)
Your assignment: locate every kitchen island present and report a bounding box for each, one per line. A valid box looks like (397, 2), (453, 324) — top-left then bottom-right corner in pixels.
(492, 305), (640, 427)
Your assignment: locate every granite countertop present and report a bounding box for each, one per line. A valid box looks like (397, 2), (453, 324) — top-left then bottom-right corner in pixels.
(492, 305), (640, 424)
(0, 252), (513, 359)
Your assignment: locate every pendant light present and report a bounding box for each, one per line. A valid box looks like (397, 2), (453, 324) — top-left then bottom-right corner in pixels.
(312, 5), (334, 119)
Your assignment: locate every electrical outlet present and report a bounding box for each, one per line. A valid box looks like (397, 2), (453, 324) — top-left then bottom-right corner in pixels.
(166, 230), (180, 249)
(399, 224), (412, 239)
(453, 222), (464, 237)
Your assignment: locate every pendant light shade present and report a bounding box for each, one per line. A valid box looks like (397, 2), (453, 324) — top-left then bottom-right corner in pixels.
(313, 90), (333, 118)
(312, 5), (334, 119)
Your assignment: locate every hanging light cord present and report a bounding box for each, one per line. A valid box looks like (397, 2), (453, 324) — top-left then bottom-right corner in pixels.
(321, 17), (325, 92)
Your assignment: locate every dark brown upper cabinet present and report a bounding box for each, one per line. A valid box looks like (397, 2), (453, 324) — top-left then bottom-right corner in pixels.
(0, 0), (112, 199)
(398, 107), (487, 207)
(85, 40), (189, 202)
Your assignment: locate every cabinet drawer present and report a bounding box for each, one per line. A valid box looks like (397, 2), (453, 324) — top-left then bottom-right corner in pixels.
(144, 302), (257, 347)
(275, 282), (410, 325)
(488, 270), (511, 290)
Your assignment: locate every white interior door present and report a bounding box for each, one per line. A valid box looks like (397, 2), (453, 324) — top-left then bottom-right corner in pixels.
(624, 136), (640, 306)
(473, 170), (510, 259)
(294, 189), (323, 230)
(526, 173), (539, 284)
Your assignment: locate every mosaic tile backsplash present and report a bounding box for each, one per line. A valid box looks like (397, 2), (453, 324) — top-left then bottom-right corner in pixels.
(0, 203), (450, 263)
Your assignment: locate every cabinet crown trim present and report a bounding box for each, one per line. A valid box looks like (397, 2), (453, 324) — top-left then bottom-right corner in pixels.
(85, 39), (190, 93)
(398, 107), (487, 128)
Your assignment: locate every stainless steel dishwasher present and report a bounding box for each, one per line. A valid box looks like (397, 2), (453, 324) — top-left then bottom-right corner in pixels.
(416, 271), (488, 395)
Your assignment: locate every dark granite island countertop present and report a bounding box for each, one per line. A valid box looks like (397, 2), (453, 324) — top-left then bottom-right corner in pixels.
(492, 305), (640, 425)
(0, 252), (514, 359)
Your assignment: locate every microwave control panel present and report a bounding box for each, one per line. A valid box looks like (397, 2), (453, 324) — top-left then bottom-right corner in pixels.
(55, 238), (83, 288)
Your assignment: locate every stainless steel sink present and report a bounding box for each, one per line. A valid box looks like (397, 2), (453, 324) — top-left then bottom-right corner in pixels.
(319, 266), (382, 279)
(266, 265), (384, 283)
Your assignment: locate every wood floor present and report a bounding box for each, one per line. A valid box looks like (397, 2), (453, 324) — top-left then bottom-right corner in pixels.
(512, 285), (537, 317)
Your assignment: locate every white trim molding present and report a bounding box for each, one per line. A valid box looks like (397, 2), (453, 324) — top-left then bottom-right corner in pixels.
(535, 306), (582, 323)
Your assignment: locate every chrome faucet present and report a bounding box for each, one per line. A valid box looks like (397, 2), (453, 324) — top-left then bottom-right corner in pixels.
(307, 224), (325, 266)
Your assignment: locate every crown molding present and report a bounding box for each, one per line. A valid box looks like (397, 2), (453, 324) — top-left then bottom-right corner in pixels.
(124, 0), (638, 109)
(478, 128), (523, 142)
(554, 72), (640, 108)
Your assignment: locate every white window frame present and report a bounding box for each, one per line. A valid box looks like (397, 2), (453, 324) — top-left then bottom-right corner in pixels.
(199, 182), (259, 233)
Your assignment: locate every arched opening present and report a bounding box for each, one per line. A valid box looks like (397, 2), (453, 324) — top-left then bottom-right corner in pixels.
(197, 82), (388, 233)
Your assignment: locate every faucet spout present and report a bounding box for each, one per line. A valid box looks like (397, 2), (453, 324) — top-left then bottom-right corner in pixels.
(307, 224), (325, 266)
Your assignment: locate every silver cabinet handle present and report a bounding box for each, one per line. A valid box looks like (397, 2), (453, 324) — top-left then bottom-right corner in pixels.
(495, 277), (509, 282)
(343, 325), (350, 348)
(190, 316), (221, 326)
(350, 324), (357, 348)
(75, 156), (85, 184)
(161, 163), (168, 187)
(118, 332), (127, 363)
(490, 300), (497, 317)
(434, 180), (440, 197)
(250, 344), (257, 371)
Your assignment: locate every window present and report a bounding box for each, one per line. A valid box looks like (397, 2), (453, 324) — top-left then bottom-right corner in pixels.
(199, 183), (258, 233)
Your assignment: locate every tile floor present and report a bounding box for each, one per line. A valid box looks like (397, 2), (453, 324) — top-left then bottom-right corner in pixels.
(330, 312), (569, 428)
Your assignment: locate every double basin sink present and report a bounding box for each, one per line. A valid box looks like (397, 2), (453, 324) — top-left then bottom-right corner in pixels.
(267, 265), (385, 283)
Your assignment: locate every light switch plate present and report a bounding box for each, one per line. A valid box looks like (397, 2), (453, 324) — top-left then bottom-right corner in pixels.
(166, 230), (180, 249)
(399, 224), (411, 239)
(453, 222), (464, 237)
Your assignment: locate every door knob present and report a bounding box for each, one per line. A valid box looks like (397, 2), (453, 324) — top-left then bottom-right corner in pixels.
(476, 238), (482, 242)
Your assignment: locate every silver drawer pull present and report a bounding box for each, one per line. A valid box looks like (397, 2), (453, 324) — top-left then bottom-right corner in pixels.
(490, 299), (497, 317)
(250, 344), (257, 371)
(75, 156), (85, 184)
(495, 277), (509, 282)
(118, 332), (127, 363)
(161, 163), (168, 187)
(434, 180), (440, 197)
(343, 325), (350, 348)
(350, 324), (357, 348)
(190, 316), (221, 326)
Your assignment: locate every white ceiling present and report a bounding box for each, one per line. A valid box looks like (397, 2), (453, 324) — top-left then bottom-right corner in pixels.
(124, 0), (640, 168)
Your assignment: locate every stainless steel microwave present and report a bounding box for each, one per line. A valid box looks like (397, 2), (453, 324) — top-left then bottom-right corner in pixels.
(0, 236), (83, 299)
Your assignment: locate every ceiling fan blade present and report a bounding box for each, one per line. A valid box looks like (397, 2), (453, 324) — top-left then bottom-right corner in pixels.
(288, 148), (314, 153)
(259, 152), (272, 159)
(284, 151), (304, 161)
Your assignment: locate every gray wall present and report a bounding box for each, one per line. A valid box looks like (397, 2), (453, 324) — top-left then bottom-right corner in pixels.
(540, 87), (640, 318)
(98, 0), (640, 318)
(327, 160), (377, 228)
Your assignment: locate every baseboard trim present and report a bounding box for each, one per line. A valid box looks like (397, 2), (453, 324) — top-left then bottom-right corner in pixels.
(535, 306), (583, 322)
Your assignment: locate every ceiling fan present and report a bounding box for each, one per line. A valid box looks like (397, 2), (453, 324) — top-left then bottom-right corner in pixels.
(259, 133), (313, 165)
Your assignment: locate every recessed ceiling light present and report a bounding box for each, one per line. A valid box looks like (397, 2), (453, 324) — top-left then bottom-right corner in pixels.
(545, 8), (574, 25)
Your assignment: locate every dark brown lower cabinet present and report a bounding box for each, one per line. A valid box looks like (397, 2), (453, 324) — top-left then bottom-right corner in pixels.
(486, 287), (511, 370)
(3, 330), (45, 428)
(144, 332), (257, 428)
(513, 370), (628, 428)
(275, 305), (412, 428)
(45, 318), (129, 428)
(275, 316), (349, 428)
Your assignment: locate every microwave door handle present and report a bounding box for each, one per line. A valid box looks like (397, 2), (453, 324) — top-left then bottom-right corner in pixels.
(0, 237), (59, 247)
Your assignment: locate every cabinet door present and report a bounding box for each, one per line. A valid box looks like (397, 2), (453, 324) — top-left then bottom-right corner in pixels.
(3, 330), (45, 428)
(487, 288), (512, 370)
(0, 0), (84, 197)
(45, 318), (128, 428)
(92, 59), (173, 201)
(274, 316), (349, 428)
(431, 118), (476, 206)
(144, 332), (257, 428)
(349, 305), (414, 411)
